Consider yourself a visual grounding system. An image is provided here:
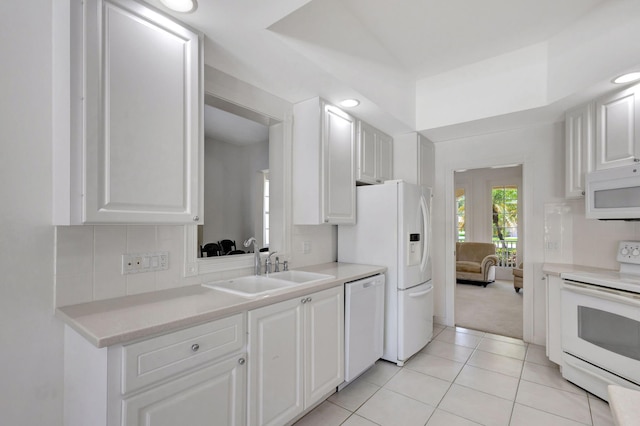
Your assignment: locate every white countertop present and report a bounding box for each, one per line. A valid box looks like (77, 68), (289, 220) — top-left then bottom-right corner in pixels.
(542, 263), (617, 277)
(56, 262), (385, 348)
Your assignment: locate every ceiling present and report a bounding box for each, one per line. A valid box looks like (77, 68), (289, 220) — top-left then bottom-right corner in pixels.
(144, 0), (640, 141)
(204, 104), (268, 146)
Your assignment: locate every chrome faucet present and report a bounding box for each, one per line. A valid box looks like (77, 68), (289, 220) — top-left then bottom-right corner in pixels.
(265, 251), (278, 274)
(243, 237), (261, 275)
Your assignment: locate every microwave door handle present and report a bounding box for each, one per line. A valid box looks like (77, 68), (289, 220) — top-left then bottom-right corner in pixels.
(563, 281), (640, 308)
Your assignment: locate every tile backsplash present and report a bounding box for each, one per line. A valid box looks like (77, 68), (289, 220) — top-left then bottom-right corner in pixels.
(544, 199), (640, 270)
(54, 225), (198, 307)
(55, 222), (339, 308)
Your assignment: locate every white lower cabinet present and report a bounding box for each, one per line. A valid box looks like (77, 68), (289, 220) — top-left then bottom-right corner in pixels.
(122, 355), (245, 426)
(546, 275), (562, 365)
(247, 286), (344, 426)
(64, 313), (246, 426)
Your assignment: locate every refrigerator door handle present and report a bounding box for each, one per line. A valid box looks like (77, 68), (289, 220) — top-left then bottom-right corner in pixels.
(419, 195), (430, 273)
(407, 286), (433, 298)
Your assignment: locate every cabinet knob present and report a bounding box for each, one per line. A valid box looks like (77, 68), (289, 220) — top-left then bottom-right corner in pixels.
(306, 297), (312, 303)
(238, 358), (246, 365)
(301, 298), (307, 304)
(193, 215), (200, 222)
(191, 343), (200, 352)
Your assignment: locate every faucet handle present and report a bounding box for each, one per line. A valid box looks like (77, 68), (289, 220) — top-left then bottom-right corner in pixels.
(274, 256), (280, 272)
(283, 260), (289, 271)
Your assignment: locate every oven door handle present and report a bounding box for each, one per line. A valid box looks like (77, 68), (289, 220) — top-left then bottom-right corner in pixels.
(563, 281), (640, 308)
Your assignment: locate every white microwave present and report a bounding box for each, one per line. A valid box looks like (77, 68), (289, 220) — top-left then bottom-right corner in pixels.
(586, 164), (640, 220)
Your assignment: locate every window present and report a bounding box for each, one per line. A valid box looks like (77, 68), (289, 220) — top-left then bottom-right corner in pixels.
(263, 171), (270, 246)
(455, 188), (466, 242)
(492, 185), (518, 267)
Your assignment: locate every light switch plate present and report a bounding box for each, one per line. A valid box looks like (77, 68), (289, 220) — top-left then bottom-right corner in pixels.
(122, 252), (169, 274)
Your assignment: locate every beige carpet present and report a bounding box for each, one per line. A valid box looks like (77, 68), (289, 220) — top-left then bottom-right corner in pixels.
(455, 279), (523, 339)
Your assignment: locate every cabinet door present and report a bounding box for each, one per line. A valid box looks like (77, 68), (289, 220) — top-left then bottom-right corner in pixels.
(377, 133), (394, 183)
(418, 135), (433, 188)
(248, 298), (304, 426)
(565, 104), (594, 198)
(122, 354), (246, 426)
(303, 287), (344, 406)
(546, 275), (562, 365)
(322, 104), (356, 224)
(357, 121), (378, 184)
(595, 85), (640, 171)
(79, 0), (202, 224)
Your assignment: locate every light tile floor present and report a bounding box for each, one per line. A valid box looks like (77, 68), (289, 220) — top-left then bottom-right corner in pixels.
(294, 325), (615, 426)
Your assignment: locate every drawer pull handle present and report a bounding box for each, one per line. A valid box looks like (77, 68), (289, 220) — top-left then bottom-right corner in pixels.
(238, 358), (246, 365)
(191, 343), (200, 352)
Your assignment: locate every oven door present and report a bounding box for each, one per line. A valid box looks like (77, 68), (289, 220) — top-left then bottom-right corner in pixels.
(561, 280), (640, 384)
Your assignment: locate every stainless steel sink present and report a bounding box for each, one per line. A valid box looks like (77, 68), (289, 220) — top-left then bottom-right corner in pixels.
(202, 271), (335, 298)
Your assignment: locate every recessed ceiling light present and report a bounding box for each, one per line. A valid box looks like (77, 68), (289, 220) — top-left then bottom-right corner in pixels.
(160, 0), (197, 13)
(340, 99), (360, 108)
(613, 72), (640, 84)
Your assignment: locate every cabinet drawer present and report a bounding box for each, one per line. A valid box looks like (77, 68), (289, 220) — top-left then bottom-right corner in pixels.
(121, 313), (245, 394)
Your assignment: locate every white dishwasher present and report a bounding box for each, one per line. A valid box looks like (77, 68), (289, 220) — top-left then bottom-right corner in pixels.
(342, 274), (385, 386)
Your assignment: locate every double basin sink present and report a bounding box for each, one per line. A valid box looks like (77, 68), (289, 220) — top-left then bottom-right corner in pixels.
(202, 270), (335, 298)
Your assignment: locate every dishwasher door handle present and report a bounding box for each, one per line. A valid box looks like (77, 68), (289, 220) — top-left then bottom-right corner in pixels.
(363, 280), (382, 289)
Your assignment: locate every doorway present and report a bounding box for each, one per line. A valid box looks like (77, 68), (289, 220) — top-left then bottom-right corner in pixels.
(453, 165), (523, 338)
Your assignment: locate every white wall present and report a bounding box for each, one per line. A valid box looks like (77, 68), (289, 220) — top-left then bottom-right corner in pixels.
(417, 43), (548, 130)
(203, 138), (269, 248)
(543, 198), (640, 271)
(416, 0), (640, 133)
(0, 1), (64, 424)
(455, 166), (523, 243)
(434, 122), (564, 345)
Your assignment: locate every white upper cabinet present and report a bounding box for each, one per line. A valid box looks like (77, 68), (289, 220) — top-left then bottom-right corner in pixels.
(357, 121), (393, 185)
(393, 132), (433, 187)
(595, 84), (640, 171)
(293, 97), (356, 225)
(56, 0), (203, 224)
(565, 103), (594, 198)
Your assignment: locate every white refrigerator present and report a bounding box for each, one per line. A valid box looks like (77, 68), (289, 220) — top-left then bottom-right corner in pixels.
(338, 180), (433, 366)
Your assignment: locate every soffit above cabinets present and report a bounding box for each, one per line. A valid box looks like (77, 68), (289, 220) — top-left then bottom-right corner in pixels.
(144, 0), (640, 140)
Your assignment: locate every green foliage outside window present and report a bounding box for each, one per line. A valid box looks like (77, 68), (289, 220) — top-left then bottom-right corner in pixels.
(492, 186), (518, 266)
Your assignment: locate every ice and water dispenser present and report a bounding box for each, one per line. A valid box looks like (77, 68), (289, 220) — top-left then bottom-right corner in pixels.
(407, 233), (422, 266)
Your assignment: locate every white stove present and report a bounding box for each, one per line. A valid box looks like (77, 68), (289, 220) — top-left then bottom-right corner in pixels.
(559, 240), (640, 401)
(561, 241), (640, 293)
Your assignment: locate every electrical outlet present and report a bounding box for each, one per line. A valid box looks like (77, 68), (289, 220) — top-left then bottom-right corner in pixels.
(302, 241), (311, 254)
(122, 252), (169, 275)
